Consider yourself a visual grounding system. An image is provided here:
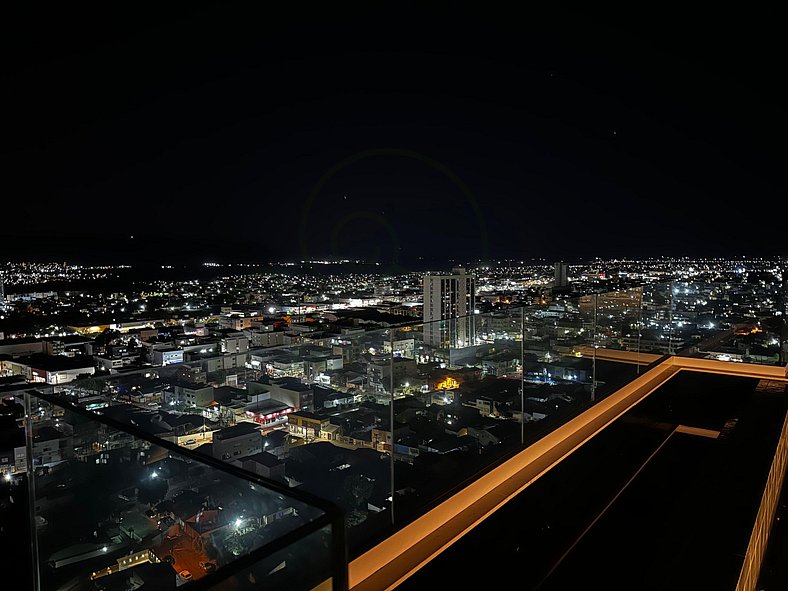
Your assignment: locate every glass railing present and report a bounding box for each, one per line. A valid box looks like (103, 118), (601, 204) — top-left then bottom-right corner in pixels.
(245, 326), (396, 556)
(6, 279), (785, 590)
(40, 289), (676, 557)
(16, 385), (345, 591)
(643, 280), (786, 366)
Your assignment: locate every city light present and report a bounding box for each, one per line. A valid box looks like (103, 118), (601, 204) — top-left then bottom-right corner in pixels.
(435, 377), (460, 390)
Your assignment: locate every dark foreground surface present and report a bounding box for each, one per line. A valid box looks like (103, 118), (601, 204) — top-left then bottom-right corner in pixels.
(399, 371), (788, 591)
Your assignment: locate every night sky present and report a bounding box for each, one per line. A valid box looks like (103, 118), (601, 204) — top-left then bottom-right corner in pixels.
(2, 5), (786, 266)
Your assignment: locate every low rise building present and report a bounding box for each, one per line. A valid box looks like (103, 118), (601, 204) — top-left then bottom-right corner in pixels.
(241, 451), (285, 480)
(151, 347), (184, 366)
(212, 422), (262, 461)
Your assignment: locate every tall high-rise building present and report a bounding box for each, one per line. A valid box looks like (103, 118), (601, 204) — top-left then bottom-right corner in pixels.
(0, 272), (5, 311)
(554, 261), (569, 288)
(423, 267), (475, 348)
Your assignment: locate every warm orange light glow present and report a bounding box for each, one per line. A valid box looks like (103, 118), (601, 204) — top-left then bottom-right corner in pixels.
(435, 376), (460, 390)
(734, 326), (763, 336)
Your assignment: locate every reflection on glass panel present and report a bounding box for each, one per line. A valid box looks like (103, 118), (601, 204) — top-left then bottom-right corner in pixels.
(24, 390), (333, 591)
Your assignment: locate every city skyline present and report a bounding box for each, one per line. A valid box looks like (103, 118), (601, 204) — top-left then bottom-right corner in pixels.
(2, 252), (787, 589)
(3, 254), (786, 590)
(3, 5), (786, 265)
(3, 7), (788, 589)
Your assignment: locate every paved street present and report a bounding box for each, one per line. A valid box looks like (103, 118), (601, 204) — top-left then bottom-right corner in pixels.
(153, 532), (211, 583)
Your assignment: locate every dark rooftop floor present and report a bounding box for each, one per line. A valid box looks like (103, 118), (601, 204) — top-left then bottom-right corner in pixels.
(399, 370), (788, 591)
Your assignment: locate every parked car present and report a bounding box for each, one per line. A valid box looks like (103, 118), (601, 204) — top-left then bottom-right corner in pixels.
(178, 570), (192, 581)
(199, 561), (216, 572)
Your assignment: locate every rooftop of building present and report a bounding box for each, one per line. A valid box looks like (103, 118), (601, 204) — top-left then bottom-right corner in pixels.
(213, 421), (260, 441)
(400, 370), (788, 590)
(246, 399), (291, 414)
(16, 353), (96, 371)
(0, 335), (92, 346)
(244, 451), (283, 468)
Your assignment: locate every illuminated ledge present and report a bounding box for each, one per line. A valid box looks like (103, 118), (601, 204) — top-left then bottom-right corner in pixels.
(674, 424), (720, 438)
(668, 356), (788, 381)
(348, 356), (788, 591)
(573, 345), (662, 366)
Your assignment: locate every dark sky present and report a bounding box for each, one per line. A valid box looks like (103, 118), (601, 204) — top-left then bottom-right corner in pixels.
(2, 5), (786, 265)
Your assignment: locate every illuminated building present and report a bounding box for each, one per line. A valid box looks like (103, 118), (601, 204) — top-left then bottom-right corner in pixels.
(423, 267), (476, 349)
(434, 376), (459, 390)
(211, 422), (262, 461)
(554, 261), (569, 288)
